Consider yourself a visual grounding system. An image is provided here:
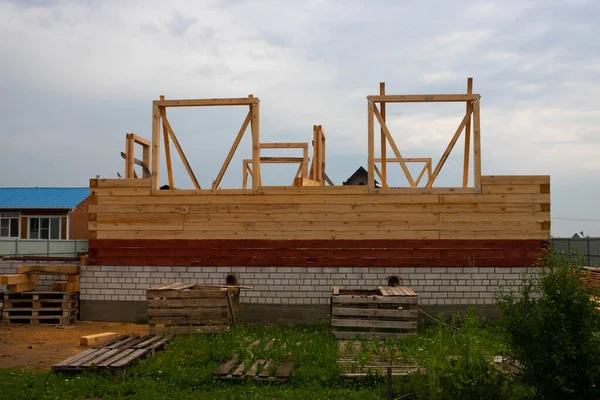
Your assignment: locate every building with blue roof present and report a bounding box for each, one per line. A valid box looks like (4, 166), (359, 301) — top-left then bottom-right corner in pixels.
(0, 188), (89, 240)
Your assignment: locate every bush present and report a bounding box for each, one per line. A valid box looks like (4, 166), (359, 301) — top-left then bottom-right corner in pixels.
(496, 249), (600, 399)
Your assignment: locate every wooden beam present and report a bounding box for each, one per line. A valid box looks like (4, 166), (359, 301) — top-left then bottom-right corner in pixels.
(293, 177), (321, 187)
(242, 162), (252, 189)
(323, 172), (334, 186)
(151, 104), (160, 190)
(373, 163), (383, 183)
(380, 82), (388, 188)
(153, 98), (259, 107)
(19, 265), (79, 275)
(132, 134), (151, 147)
(160, 95), (174, 189)
(250, 98), (261, 188)
(425, 110), (472, 188)
(302, 146), (309, 178)
(125, 134), (135, 179)
(462, 78), (473, 187)
(142, 140), (151, 178)
(259, 143), (308, 149)
(375, 158), (432, 163)
(0, 274), (38, 285)
(319, 126), (325, 185)
(473, 98), (482, 188)
(372, 105), (416, 187)
(415, 162), (429, 187)
(368, 94), (480, 103)
(160, 109), (201, 189)
(212, 110), (252, 190)
(242, 157), (304, 164)
(120, 152), (151, 176)
(367, 102), (375, 188)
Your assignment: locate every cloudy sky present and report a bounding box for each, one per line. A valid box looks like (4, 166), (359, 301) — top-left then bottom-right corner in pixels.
(1, 0), (599, 237)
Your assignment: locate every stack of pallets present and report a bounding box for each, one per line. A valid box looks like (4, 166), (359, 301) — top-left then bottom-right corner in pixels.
(0, 265), (80, 325)
(147, 283), (239, 334)
(2, 291), (78, 325)
(330, 286), (418, 339)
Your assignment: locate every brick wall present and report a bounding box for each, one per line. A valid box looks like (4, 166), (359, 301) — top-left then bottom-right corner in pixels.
(79, 266), (538, 306)
(69, 197), (89, 240)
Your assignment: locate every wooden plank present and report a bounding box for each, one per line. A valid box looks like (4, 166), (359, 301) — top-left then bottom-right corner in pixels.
(212, 110), (252, 190)
(332, 331), (417, 339)
(215, 356), (239, 376)
(379, 82), (387, 188)
(160, 109), (201, 189)
(275, 354), (293, 378)
(481, 175), (550, 185)
(153, 98), (259, 107)
(9, 282), (35, 293)
(132, 134), (151, 147)
(151, 103), (160, 190)
(52, 281), (67, 292)
(332, 308), (418, 318)
(368, 101), (374, 187)
(473, 98), (481, 187)
(148, 299), (227, 308)
(147, 289), (226, 299)
(368, 94), (480, 103)
(71, 348), (113, 368)
(225, 290), (237, 325)
(125, 134), (135, 179)
(372, 105), (415, 187)
(293, 177), (320, 187)
(333, 296), (417, 305)
(1, 274), (38, 285)
(259, 359), (274, 378)
(94, 335), (129, 349)
(95, 178), (153, 188)
(259, 142), (308, 149)
(97, 349), (136, 368)
(148, 316), (228, 325)
(482, 184), (542, 194)
(425, 110), (472, 188)
(80, 332), (118, 347)
(53, 348), (98, 367)
(19, 265), (79, 275)
(82, 348), (121, 367)
(232, 361), (246, 377)
(250, 99), (261, 188)
(132, 335), (164, 349)
(160, 97), (175, 189)
(110, 349), (149, 368)
(245, 360), (265, 377)
(463, 78), (473, 187)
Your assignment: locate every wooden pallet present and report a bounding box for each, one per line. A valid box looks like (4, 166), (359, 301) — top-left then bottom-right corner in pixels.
(331, 287), (418, 340)
(214, 354), (293, 382)
(147, 283), (238, 334)
(52, 334), (169, 374)
(2, 292), (78, 325)
(337, 340), (419, 378)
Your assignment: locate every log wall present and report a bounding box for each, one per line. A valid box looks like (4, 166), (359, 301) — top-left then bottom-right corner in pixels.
(88, 175), (550, 267)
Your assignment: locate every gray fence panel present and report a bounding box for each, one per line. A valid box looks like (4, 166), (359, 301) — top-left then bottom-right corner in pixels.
(551, 238), (600, 267)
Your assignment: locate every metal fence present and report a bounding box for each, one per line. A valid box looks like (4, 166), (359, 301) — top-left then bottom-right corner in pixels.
(551, 238), (600, 267)
(0, 239), (88, 258)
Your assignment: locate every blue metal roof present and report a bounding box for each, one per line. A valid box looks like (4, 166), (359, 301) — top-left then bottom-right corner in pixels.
(0, 188), (89, 209)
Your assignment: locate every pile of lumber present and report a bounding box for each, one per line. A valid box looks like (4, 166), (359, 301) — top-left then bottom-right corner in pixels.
(0, 265), (80, 294)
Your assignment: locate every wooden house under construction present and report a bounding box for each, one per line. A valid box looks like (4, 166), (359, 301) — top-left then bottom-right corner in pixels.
(81, 79), (550, 322)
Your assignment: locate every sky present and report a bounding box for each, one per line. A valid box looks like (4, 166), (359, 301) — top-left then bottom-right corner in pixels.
(0, 0), (599, 237)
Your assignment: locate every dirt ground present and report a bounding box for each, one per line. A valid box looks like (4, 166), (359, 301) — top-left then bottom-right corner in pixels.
(0, 321), (149, 370)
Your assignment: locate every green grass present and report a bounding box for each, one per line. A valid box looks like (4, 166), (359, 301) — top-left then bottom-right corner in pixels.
(0, 317), (533, 400)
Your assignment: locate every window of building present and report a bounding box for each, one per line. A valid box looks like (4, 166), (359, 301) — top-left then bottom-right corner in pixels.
(28, 217), (61, 240)
(0, 212), (20, 238)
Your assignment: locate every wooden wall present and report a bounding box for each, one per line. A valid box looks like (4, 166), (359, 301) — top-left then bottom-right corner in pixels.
(88, 175), (550, 267)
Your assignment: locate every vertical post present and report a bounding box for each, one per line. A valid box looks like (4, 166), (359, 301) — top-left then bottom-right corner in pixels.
(317, 126), (324, 184)
(302, 145), (309, 178)
(588, 237), (591, 267)
(160, 95), (174, 187)
(250, 96), (261, 188)
(15, 238), (18, 256)
(151, 101), (161, 191)
(368, 100), (375, 188)
(321, 129), (327, 184)
(380, 82), (388, 188)
(312, 125), (318, 181)
(472, 97), (482, 188)
(125, 134), (134, 178)
(462, 77), (473, 187)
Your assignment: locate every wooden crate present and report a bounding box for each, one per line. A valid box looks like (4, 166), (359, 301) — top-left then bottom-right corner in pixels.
(147, 283), (237, 334)
(2, 291), (78, 325)
(331, 286), (418, 339)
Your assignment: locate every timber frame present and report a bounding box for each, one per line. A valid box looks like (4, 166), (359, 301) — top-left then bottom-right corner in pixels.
(151, 95), (261, 192)
(368, 78), (481, 190)
(124, 134), (151, 179)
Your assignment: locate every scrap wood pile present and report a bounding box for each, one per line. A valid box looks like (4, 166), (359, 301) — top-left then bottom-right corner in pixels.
(214, 338), (293, 382)
(53, 334), (169, 375)
(1, 265), (80, 325)
(147, 283), (246, 334)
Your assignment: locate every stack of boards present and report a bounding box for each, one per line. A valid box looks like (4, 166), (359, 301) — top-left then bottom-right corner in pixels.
(1, 265), (80, 325)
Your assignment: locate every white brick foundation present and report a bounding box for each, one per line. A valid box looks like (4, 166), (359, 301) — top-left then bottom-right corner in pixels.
(78, 266), (538, 306)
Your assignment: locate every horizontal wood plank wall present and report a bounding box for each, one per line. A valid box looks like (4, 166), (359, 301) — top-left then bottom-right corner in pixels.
(88, 175), (550, 267)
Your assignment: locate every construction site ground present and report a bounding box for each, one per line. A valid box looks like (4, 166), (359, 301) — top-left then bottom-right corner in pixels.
(0, 321), (148, 370)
